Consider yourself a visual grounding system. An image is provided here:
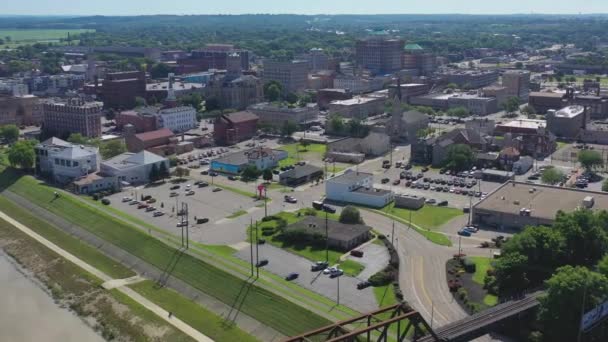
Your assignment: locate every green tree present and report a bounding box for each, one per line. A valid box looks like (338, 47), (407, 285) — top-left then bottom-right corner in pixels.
(99, 140), (127, 159)
(8, 140), (35, 169)
(493, 252), (530, 295)
(538, 266), (608, 342)
(447, 106), (470, 118)
(158, 161), (170, 179)
(67, 133), (88, 145)
(578, 150), (603, 172)
(262, 168), (273, 183)
(280, 121), (297, 137)
(241, 165), (261, 181)
(150, 62), (171, 79)
(204, 97), (220, 111)
(0, 124), (20, 144)
(347, 119), (366, 137)
(179, 93), (203, 112)
(553, 210), (608, 267)
(265, 84), (281, 102)
(598, 254), (608, 277)
(339, 206), (363, 224)
(446, 83), (458, 90)
(149, 163), (159, 182)
(175, 167), (190, 179)
(603, 179), (608, 192)
(328, 114), (345, 133)
(444, 144), (475, 171)
(134, 96), (147, 107)
(515, 61), (524, 69)
(521, 105), (536, 116)
(541, 168), (564, 185)
(284, 92), (299, 104)
(502, 96), (521, 114)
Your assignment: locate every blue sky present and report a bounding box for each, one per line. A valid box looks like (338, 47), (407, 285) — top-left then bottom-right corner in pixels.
(2, 0), (608, 15)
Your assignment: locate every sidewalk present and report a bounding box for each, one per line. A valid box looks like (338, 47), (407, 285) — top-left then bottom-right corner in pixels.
(0, 210), (213, 342)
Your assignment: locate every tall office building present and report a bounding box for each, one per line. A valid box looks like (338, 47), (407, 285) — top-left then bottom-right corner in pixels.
(263, 60), (309, 93)
(101, 71), (146, 109)
(355, 37), (404, 75)
(502, 70), (531, 102)
(43, 98), (103, 138)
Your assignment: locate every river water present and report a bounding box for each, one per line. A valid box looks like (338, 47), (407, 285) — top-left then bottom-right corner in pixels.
(0, 252), (104, 342)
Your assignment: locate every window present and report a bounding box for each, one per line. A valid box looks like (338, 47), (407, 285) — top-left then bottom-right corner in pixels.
(74, 161), (79, 167)
(66, 160), (71, 167)
(60, 159), (65, 166)
(54, 158), (59, 165)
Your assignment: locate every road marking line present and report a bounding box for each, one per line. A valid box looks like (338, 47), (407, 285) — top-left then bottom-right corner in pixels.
(417, 257), (449, 324)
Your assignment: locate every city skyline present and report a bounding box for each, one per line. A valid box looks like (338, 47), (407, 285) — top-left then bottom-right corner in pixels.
(2, 0), (608, 16)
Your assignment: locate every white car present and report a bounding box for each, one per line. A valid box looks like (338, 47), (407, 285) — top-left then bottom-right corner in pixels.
(153, 211), (164, 217)
(176, 222), (188, 227)
(122, 197), (132, 202)
(323, 267), (337, 275)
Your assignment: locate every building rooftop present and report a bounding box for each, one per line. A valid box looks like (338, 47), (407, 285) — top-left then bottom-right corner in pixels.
(530, 91), (565, 99)
(474, 181), (608, 221)
(134, 128), (174, 142)
(554, 105), (585, 118)
(222, 111), (259, 124)
(38, 138), (98, 159)
(287, 216), (372, 243)
(214, 148), (285, 166)
(353, 187), (392, 197)
(280, 164), (323, 179)
(103, 151), (166, 170)
(330, 96), (381, 106)
(498, 119), (546, 130)
(328, 171), (372, 185)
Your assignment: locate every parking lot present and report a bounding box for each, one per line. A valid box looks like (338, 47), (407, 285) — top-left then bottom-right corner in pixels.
(107, 179), (263, 245)
(233, 244), (379, 313)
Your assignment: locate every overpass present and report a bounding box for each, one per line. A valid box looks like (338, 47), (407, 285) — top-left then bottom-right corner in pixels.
(418, 291), (543, 342)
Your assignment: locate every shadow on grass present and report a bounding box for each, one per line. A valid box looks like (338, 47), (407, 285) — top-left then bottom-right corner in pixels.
(155, 247), (186, 289)
(0, 167), (24, 193)
(224, 276), (257, 325)
(376, 285), (390, 306)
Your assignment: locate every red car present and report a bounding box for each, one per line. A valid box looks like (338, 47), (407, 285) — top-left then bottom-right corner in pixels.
(350, 250), (364, 258)
(137, 203), (149, 209)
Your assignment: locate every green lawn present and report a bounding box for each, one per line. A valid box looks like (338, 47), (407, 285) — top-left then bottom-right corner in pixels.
(556, 141), (569, 150)
(373, 285), (398, 307)
(250, 210), (364, 276)
(215, 183), (258, 198)
(227, 210), (247, 219)
(0, 29), (93, 48)
(380, 203), (463, 230)
(0, 195), (134, 279)
(1, 171), (331, 336)
(279, 143), (326, 166)
(131, 281), (259, 342)
(470, 257), (493, 285)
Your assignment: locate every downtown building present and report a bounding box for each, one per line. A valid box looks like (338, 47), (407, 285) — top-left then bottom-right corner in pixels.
(355, 37), (405, 75)
(43, 98), (103, 138)
(262, 59), (309, 93)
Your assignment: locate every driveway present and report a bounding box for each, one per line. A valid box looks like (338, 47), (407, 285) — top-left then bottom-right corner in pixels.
(233, 244), (378, 313)
(347, 243), (389, 281)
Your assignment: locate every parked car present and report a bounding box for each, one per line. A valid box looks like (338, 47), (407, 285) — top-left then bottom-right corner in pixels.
(284, 195), (297, 203)
(323, 267), (337, 275)
(170, 185), (180, 190)
(457, 229), (472, 237)
(330, 269), (344, 278)
(129, 200), (140, 206)
(421, 167), (429, 172)
(122, 197), (132, 202)
(437, 200), (449, 207)
(196, 218), (209, 224)
(381, 178), (390, 184)
(212, 187), (222, 192)
(200, 170), (209, 175)
(322, 205), (336, 214)
(137, 203), (149, 209)
(185, 190), (195, 196)
(311, 261), (329, 271)
(357, 281), (372, 290)
(425, 198), (437, 204)
(285, 273), (299, 281)
(153, 211), (164, 217)
(312, 201), (324, 210)
(228, 176), (238, 181)
(209, 172), (219, 177)
(256, 259), (269, 267)
(169, 192), (178, 197)
(145, 206), (156, 212)
(392, 179), (400, 185)
(350, 250), (364, 257)
(176, 222), (187, 228)
(198, 182), (209, 188)
(146, 198), (156, 204)
(101, 198), (111, 205)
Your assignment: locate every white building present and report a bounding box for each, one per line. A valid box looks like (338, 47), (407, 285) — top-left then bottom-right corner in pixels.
(326, 171), (393, 208)
(35, 137), (100, 184)
(157, 106), (197, 133)
(100, 151), (169, 185)
(333, 75), (385, 94)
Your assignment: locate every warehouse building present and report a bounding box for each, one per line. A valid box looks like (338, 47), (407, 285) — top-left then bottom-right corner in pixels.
(472, 181), (608, 230)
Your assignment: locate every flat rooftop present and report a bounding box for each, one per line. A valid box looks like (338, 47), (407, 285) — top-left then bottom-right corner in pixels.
(554, 105), (585, 118)
(353, 187), (392, 197)
(474, 181), (608, 221)
(328, 171), (372, 185)
(498, 119), (546, 130)
(330, 96), (382, 106)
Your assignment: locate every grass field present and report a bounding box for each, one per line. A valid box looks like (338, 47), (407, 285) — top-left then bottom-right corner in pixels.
(0, 29), (93, 48)
(380, 203), (463, 230)
(373, 284), (398, 307)
(0, 195), (134, 279)
(278, 143), (326, 167)
(131, 281), (259, 342)
(0, 170), (331, 336)
(483, 294), (498, 306)
(249, 210), (365, 277)
(470, 257), (493, 285)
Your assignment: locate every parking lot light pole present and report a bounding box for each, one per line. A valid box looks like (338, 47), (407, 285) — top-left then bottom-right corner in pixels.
(250, 218), (254, 277)
(337, 275), (340, 306)
(255, 221), (260, 279)
(325, 210), (329, 263)
(264, 187), (268, 217)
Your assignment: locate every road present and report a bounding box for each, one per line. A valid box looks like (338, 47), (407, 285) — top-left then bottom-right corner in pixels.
(0, 209), (213, 342)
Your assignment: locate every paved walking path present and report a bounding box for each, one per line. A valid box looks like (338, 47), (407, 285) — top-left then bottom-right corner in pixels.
(0, 210), (213, 342)
(102, 275), (146, 290)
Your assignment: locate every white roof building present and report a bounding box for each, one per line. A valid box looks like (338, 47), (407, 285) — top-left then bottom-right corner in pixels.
(101, 151), (169, 185)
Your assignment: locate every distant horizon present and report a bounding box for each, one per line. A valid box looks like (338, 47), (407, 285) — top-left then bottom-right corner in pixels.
(2, 0), (608, 16)
(2, 13), (608, 17)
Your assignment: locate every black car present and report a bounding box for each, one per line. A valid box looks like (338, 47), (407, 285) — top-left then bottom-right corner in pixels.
(285, 273), (299, 281)
(198, 182), (209, 188)
(200, 170), (209, 175)
(311, 261), (329, 271)
(404, 164), (412, 170)
(170, 185), (180, 190)
(273, 169), (280, 175)
(381, 178), (390, 184)
(421, 167), (429, 172)
(209, 172), (219, 177)
(437, 200), (449, 207)
(322, 205), (337, 214)
(196, 218), (209, 224)
(228, 175), (238, 181)
(256, 259), (269, 267)
(357, 281), (372, 290)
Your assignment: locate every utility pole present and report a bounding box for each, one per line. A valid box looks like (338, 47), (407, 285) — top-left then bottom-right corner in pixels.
(325, 210), (329, 263)
(577, 284), (588, 342)
(468, 195), (473, 226)
(264, 187), (268, 217)
(431, 300), (435, 329)
(391, 220), (395, 245)
(250, 218), (254, 277)
(337, 275), (340, 306)
(458, 236), (462, 258)
(255, 221), (260, 279)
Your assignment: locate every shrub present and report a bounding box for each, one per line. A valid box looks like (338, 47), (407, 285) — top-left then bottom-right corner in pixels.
(92, 194), (99, 201)
(457, 287), (468, 302)
(369, 266), (396, 286)
(377, 234), (386, 240)
(302, 208), (317, 216)
(261, 215), (277, 222)
(339, 206), (363, 224)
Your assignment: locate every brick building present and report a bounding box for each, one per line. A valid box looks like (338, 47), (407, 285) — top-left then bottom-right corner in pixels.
(43, 99), (102, 138)
(0, 94), (43, 126)
(116, 110), (157, 133)
(213, 111), (259, 145)
(101, 71), (146, 109)
(124, 127), (175, 153)
(355, 38), (404, 75)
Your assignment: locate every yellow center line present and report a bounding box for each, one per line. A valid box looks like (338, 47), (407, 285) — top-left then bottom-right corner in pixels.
(417, 257), (449, 324)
